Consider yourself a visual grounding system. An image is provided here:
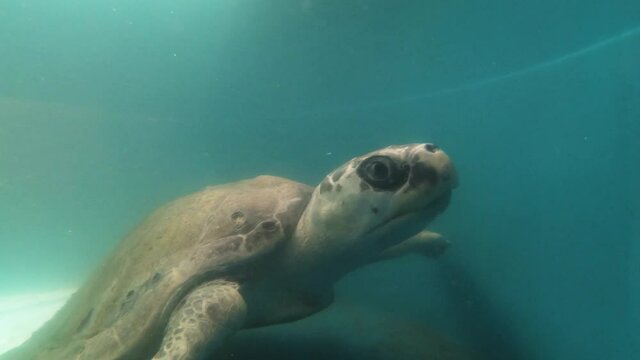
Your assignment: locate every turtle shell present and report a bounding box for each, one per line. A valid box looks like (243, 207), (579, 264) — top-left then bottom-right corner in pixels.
(10, 175), (312, 360)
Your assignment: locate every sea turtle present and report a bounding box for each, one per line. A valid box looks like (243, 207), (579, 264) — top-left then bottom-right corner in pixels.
(4, 143), (458, 360)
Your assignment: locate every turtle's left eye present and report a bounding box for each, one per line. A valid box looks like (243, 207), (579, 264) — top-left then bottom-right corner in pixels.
(369, 160), (389, 180)
(357, 156), (409, 191)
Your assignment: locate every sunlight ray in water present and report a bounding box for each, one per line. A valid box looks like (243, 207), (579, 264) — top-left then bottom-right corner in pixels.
(358, 25), (640, 109)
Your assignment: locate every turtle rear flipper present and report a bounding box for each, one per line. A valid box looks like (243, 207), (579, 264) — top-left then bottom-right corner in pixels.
(152, 280), (246, 360)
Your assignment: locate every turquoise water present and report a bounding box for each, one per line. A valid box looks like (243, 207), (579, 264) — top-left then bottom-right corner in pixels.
(0, 1), (638, 359)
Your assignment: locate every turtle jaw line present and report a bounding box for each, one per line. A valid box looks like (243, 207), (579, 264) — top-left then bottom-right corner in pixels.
(367, 190), (452, 237)
(366, 205), (426, 239)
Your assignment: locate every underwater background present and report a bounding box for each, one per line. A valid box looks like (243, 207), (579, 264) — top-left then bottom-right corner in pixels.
(0, 0), (639, 359)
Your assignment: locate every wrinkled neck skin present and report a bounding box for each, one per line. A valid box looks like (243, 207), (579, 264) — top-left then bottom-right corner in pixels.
(281, 194), (433, 285)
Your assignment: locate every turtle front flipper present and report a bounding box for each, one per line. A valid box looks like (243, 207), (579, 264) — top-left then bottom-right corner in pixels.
(152, 280), (246, 360)
(376, 230), (451, 262)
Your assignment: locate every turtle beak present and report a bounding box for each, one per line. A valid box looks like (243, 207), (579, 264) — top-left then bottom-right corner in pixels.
(422, 143), (458, 190)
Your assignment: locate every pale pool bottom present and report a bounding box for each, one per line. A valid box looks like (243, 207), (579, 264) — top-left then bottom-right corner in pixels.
(0, 289), (74, 355)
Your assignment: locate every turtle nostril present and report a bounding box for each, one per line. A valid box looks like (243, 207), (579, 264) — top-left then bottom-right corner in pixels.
(424, 143), (439, 153)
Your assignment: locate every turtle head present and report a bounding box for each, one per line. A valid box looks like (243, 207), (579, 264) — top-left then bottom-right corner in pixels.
(294, 143), (457, 268)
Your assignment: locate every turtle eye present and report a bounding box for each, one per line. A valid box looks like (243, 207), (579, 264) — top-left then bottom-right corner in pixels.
(369, 160), (389, 180)
(357, 156), (409, 191)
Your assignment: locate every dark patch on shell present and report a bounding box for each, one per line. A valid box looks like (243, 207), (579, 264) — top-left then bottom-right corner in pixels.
(151, 272), (162, 284)
(371, 207), (379, 214)
(139, 272), (162, 292)
(119, 271), (163, 314)
(120, 292), (136, 313)
(246, 220), (281, 251)
(360, 181), (371, 191)
(214, 235), (243, 254)
(261, 219), (278, 232)
(76, 308), (93, 333)
(319, 179), (333, 193)
(335, 184), (342, 192)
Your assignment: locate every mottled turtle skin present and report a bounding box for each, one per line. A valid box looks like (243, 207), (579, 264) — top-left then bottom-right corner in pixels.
(4, 143), (457, 360)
